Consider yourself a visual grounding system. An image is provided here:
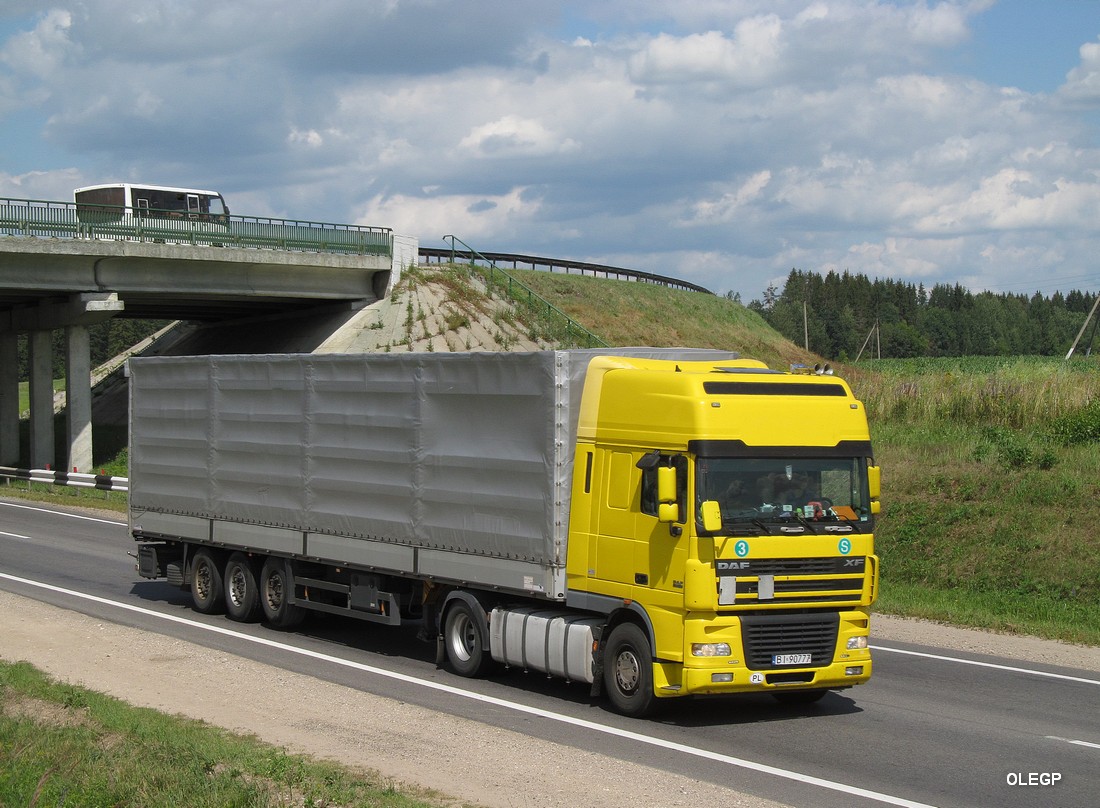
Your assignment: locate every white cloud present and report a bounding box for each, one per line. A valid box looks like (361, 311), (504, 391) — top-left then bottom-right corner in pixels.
(458, 115), (580, 157)
(355, 187), (542, 242)
(681, 171), (772, 225)
(628, 18), (783, 87)
(0, 9), (72, 79)
(1060, 37), (1100, 105)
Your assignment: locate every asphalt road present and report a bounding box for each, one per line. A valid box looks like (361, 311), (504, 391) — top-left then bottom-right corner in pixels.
(1, 495), (1097, 808)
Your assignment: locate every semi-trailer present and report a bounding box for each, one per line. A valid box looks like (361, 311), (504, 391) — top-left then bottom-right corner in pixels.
(131, 349), (879, 716)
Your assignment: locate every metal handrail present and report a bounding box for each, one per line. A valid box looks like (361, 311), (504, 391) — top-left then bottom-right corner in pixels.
(441, 235), (608, 348)
(421, 246), (713, 295)
(1, 196), (392, 258)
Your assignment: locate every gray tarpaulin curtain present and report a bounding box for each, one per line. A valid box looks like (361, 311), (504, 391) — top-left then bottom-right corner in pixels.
(129, 349), (736, 567)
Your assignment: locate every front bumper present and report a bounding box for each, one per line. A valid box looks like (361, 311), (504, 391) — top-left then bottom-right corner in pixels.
(653, 608), (873, 698)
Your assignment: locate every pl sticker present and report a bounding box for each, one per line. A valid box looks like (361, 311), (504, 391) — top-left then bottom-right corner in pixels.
(838, 538), (852, 555)
(735, 540), (750, 558)
(750, 672), (765, 684)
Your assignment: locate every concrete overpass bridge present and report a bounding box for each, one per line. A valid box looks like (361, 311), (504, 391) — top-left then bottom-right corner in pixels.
(1, 199), (416, 472)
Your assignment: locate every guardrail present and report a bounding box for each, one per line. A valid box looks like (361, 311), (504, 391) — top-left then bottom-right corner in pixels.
(419, 246), (713, 295)
(1, 196), (392, 258)
(0, 466), (129, 493)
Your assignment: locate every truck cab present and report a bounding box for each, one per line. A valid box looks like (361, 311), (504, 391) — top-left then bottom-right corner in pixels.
(564, 356), (879, 715)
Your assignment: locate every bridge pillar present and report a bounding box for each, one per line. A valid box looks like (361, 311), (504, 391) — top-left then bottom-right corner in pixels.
(0, 334), (17, 465)
(8, 293), (124, 471)
(28, 330), (54, 470)
(65, 325), (93, 473)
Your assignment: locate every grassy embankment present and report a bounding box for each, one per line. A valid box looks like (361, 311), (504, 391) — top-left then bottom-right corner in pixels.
(848, 356), (1100, 645)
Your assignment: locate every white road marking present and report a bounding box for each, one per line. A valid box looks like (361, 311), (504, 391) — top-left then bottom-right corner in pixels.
(0, 530), (31, 539)
(0, 499), (126, 526)
(1045, 736), (1100, 751)
(0, 570), (934, 808)
(872, 644), (1100, 687)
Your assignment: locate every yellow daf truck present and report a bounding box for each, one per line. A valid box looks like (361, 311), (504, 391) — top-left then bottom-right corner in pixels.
(131, 349), (879, 717)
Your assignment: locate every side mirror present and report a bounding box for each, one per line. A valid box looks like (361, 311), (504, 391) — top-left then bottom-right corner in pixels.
(700, 500), (722, 533)
(657, 465), (677, 504)
(657, 466), (679, 524)
(867, 465), (881, 515)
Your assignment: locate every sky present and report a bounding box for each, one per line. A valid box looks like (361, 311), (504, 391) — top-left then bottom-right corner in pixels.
(2, 0), (1099, 302)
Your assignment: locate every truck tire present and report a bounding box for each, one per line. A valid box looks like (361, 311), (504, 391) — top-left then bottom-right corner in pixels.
(259, 557), (305, 629)
(602, 623), (656, 718)
(224, 552), (261, 622)
(442, 599), (494, 677)
(190, 549), (225, 615)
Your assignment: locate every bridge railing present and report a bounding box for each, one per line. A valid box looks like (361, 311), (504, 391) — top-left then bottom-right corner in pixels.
(0, 196), (392, 258)
(419, 246), (713, 294)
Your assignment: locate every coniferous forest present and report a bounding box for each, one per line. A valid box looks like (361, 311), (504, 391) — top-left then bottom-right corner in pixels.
(746, 269), (1098, 360)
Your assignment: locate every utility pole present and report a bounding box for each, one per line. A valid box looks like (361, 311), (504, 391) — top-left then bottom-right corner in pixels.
(803, 300), (809, 350)
(1065, 292), (1100, 360)
(855, 321), (879, 363)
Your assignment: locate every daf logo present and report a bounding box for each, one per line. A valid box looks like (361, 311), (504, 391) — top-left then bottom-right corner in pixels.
(780, 526), (805, 534)
(824, 525), (854, 533)
(717, 561), (750, 571)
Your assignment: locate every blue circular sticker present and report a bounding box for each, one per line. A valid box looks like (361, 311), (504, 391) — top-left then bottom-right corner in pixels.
(838, 538), (852, 555)
(735, 540), (750, 558)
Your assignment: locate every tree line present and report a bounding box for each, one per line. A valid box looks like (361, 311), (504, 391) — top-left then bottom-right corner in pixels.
(744, 269), (1099, 360)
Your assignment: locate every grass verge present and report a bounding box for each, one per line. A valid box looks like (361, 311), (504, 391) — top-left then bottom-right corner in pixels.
(0, 660), (454, 808)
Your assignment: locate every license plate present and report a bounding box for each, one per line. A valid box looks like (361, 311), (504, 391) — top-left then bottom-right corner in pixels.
(773, 653), (812, 666)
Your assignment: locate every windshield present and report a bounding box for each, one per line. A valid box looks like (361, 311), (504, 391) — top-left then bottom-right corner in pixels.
(696, 456), (871, 527)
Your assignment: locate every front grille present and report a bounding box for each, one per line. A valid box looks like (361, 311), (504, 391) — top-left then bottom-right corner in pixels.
(719, 557), (865, 576)
(717, 556), (867, 605)
(738, 577), (864, 594)
(741, 612), (838, 669)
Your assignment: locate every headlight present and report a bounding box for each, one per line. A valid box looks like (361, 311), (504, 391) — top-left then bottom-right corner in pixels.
(847, 635), (869, 650)
(691, 642), (732, 657)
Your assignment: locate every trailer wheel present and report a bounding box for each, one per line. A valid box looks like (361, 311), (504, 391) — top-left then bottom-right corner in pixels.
(603, 623), (656, 718)
(259, 557), (305, 629)
(442, 600), (493, 677)
(224, 552), (261, 622)
(190, 549), (225, 615)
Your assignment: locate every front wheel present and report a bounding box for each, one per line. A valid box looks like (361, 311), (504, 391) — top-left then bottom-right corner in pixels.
(602, 623), (656, 718)
(442, 599), (494, 677)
